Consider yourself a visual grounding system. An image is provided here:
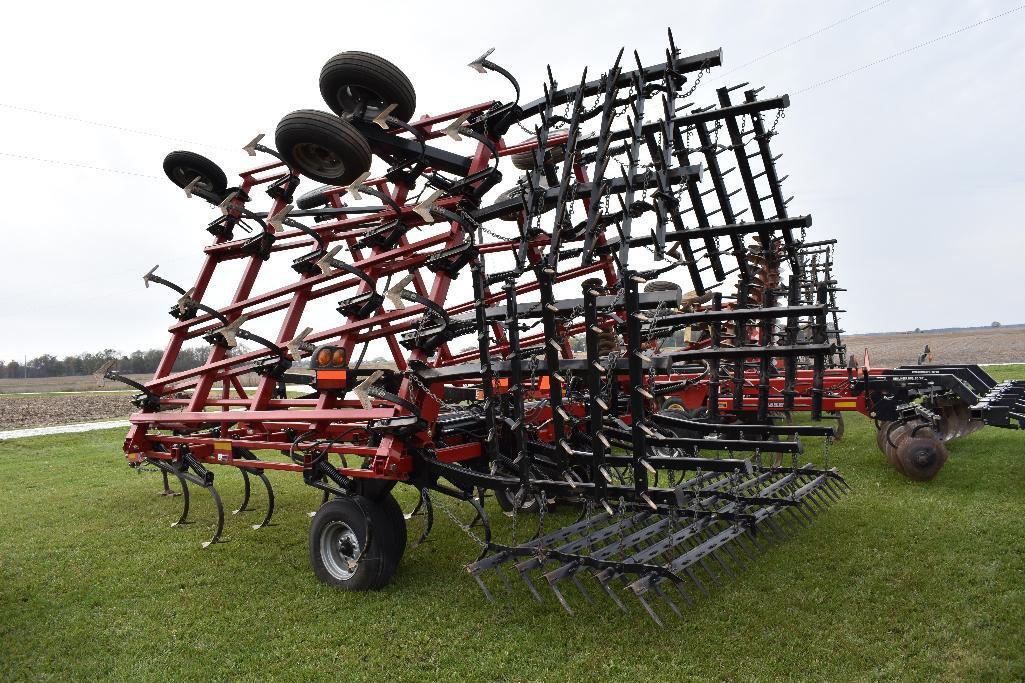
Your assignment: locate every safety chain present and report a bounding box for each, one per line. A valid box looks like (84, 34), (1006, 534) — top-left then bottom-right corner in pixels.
(433, 492), (488, 548)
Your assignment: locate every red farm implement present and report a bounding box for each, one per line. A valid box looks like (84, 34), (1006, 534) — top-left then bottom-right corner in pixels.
(101, 32), (1023, 622)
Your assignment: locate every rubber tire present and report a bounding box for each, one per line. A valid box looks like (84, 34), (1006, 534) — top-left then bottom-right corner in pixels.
(510, 145), (565, 171)
(275, 110), (372, 185)
(661, 396), (687, 412)
(296, 184), (339, 210)
(309, 495), (399, 591)
(896, 435), (949, 481)
(162, 150), (227, 195)
(320, 51), (416, 122)
(495, 178), (552, 222)
(643, 280), (682, 294)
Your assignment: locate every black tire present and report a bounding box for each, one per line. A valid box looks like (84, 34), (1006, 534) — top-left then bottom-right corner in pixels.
(295, 184), (339, 210)
(320, 51), (416, 122)
(309, 495), (399, 591)
(375, 491), (407, 567)
(661, 396), (687, 413)
(510, 145), (565, 171)
(643, 280), (682, 294)
(162, 151), (227, 195)
(275, 110), (372, 185)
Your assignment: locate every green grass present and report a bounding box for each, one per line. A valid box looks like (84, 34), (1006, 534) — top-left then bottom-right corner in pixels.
(2, 367), (1024, 681)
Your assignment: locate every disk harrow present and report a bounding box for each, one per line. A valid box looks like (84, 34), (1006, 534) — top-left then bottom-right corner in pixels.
(111, 31), (850, 619)
(856, 364), (1025, 480)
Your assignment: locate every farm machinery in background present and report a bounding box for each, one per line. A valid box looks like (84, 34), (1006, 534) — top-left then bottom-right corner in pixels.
(101, 31), (1024, 622)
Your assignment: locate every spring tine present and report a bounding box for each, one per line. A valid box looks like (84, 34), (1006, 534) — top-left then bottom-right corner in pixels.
(201, 484), (225, 549)
(251, 472), (275, 530)
(234, 470), (252, 515)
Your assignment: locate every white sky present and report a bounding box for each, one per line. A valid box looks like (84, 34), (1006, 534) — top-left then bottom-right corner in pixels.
(1, 0), (1023, 362)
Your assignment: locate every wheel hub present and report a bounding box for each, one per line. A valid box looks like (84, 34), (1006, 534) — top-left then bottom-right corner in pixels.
(292, 142), (346, 176)
(321, 521), (360, 581)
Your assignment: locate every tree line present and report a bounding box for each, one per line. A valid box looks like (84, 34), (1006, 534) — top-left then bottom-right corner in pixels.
(0, 347), (220, 380)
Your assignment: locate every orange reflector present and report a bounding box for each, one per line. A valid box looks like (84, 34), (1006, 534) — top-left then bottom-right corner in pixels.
(539, 376), (550, 390)
(317, 369), (348, 381)
(834, 400), (857, 408)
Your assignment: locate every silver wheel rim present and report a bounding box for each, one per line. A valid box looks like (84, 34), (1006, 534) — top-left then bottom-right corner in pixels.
(321, 520), (360, 581)
(292, 142), (346, 177)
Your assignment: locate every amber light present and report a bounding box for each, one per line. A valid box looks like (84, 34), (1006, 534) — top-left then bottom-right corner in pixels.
(315, 348), (332, 366)
(331, 349), (346, 366)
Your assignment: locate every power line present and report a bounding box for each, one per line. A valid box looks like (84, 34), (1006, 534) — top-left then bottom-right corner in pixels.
(714, 0), (894, 79)
(796, 4), (1025, 94)
(0, 102), (233, 152)
(0, 150), (160, 179)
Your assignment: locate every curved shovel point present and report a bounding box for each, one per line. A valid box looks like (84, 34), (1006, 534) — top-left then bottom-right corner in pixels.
(243, 133), (266, 157)
(352, 370), (384, 410)
(345, 171), (371, 200)
(200, 484), (225, 549)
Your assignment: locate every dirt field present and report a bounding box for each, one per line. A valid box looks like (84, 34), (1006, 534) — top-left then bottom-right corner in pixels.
(0, 393), (134, 430)
(843, 327), (1025, 368)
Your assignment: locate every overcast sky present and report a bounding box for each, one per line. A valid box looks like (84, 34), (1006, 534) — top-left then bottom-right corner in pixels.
(1, 0), (1023, 362)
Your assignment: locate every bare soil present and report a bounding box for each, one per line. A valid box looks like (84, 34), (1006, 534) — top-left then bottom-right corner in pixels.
(0, 392), (134, 430)
(843, 327), (1025, 368)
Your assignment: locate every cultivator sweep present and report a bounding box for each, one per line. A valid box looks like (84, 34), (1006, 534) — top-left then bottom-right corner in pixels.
(108, 30), (1025, 620)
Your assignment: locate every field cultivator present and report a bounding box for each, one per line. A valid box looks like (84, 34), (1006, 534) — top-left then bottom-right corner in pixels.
(103, 32), (1019, 621)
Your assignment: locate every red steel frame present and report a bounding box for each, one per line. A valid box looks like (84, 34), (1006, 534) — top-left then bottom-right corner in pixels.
(124, 101), (622, 483)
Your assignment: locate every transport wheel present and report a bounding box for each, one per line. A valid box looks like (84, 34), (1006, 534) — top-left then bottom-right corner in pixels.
(162, 150), (227, 195)
(661, 396), (687, 412)
(320, 51), (416, 122)
(496, 178), (553, 221)
(896, 435), (949, 481)
(510, 144), (565, 171)
(276, 110), (372, 185)
(643, 280), (682, 294)
(295, 184), (338, 210)
(372, 490), (407, 569)
(309, 495), (399, 590)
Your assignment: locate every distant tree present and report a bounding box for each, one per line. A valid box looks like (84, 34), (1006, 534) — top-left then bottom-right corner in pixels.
(913, 327), (922, 333)
(992, 321), (1001, 328)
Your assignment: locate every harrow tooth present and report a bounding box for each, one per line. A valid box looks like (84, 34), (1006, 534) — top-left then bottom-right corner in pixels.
(636, 592), (664, 626)
(653, 582), (682, 617)
(598, 577), (630, 612)
(520, 569), (545, 603)
(470, 570), (496, 603)
(684, 567), (711, 598)
(550, 581), (576, 615)
(571, 574), (595, 604)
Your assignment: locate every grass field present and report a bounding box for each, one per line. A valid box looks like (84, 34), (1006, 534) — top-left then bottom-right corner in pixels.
(2, 368), (1024, 680)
